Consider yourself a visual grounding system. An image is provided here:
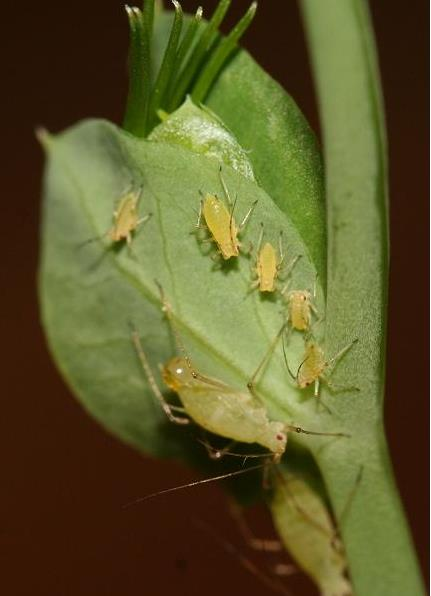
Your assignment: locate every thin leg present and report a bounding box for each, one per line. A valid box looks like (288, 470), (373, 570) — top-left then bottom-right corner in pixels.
(326, 338), (358, 367)
(200, 438), (238, 460)
(247, 323), (287, 399)
(136, 212), (152, 228)
(239, 200), (258, 231)
(324, 376), (360, 394)
(219, 167), (233, 206)
(130, 328), (190, 425)
(256, 222), (264, 255)
(229, 500), (283, 553)
(277, 231), (285, 267)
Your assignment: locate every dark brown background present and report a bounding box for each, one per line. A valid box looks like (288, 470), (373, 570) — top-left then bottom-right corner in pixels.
(2, 1), (428, 595)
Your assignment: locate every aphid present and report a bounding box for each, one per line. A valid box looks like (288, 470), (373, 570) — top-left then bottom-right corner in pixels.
(286, 337), (359, 399)
(250, 224), (299, 293)
(108, 188), (152, 247)
(270, 469), (354, 596)
(285, 289), (317, 331)
(131, 288), (347, 463)
(196, 168), (257, 260)
(82, 187), (152, 250)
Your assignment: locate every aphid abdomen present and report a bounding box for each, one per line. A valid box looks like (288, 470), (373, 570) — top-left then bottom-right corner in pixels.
(258, 243), (277, 292)
(202, 195), (239, 259)
(177, 386), (285, 455)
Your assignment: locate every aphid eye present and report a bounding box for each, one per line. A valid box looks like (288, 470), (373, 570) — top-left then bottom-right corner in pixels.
(191, 371), (198, 379)
(276, 433), (284, 441)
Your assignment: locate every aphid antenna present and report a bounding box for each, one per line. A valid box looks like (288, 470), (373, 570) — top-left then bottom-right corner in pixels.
(281, 333), (296, 381)
(337, 465), (364, 531)
(128, 320), (190, 425)
(122, 463), (266, 507)
(192, 517), (297, 596)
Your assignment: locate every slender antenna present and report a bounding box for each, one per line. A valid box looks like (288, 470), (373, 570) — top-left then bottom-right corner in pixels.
(281, 332), (296, 380)
(193, 518), (297, 596)
(123, 463), (265, 507)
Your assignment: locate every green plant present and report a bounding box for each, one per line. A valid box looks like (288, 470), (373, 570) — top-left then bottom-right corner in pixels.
(39, 1), (424, 594)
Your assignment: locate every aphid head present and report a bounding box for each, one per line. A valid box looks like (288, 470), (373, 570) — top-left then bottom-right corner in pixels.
(162, 357), (196, 391)
(265, 423), (287, 457)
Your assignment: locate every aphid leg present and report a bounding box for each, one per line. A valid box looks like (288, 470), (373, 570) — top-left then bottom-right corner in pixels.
(135, 212), (153, 228)
(312, 377), (333, 414)
(130, 328), (190, 425)
(247, 323), (287, 400)
(193, 518), (293, 596)
(228, 501), (283, 553)
(218, 166), (233, 206)
(322, 375), (360, 395)
(199, 437), (238, 460)
(326, 338), (358, 368)
(239, 200), (258, 232)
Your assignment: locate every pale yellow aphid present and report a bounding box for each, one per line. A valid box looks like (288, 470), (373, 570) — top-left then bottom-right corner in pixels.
(196, 168), (257, 260)
(270, 470), (353, 596)
(131, 288), (346, 463)
(108, 189), (152, 247)
(289, 338), (358, 398)
(250, 224), (300, 293)
(286, 290), (316, 331)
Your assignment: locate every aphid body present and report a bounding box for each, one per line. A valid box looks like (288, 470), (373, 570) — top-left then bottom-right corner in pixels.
(109, 190), (147, 246)
(288, 338), (358, 399)
(286, 290), (314, 331)
(256, 242), (278, 292)
(270, 472), (352, 596)
(202, 194), (239, 259)
(297, 340), (326, 389)
(162, 356), (287, 458)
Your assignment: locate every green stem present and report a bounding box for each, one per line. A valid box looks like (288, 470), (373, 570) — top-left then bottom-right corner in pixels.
(301, 1), (425, 594)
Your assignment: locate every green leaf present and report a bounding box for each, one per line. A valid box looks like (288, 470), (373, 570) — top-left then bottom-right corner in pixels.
(300, 1), (425, 595)
(148, 97), (255, 180)
(39, 119), (332, 468)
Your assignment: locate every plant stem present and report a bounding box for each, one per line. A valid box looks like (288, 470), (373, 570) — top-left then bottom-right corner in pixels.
(301, 1), (425, 594)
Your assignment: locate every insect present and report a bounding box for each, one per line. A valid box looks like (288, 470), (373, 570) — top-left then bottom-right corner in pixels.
(82, 187), (152, 250)
(270, 469), (355, 596)
(108, 188), (152, 247)
(285, 337), (359, 399)
(250, 224), (300, 293)
(131, 287), (347, 464)
(195, 167), (257, 260)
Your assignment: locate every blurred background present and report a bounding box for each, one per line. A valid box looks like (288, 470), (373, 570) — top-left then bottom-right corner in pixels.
(1, 1), (428, 594)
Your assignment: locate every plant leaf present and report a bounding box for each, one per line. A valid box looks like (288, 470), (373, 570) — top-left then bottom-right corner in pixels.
(148, 97), (255, 180)
(300, 1), (425, 595)
(40, 119), (332, 470)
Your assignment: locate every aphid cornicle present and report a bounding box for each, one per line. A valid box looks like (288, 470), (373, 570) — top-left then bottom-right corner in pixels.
(288, 338), (359, 399)
(196, 168), (257, 260)
(108, 188), (152, 247)
(131, 288), (347, 463)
